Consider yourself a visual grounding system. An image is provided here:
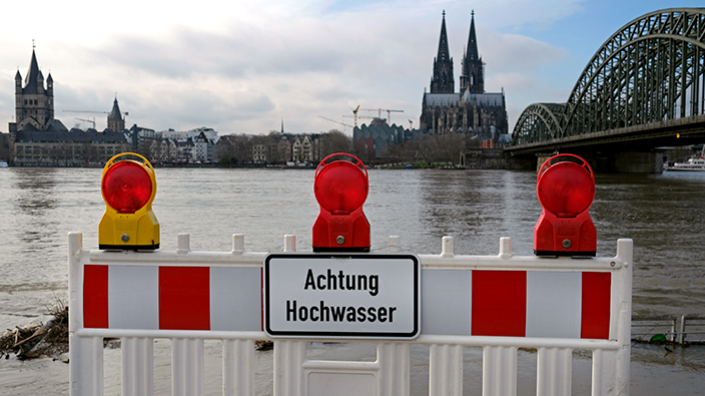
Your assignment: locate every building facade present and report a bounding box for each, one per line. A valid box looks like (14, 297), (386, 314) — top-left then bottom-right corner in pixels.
(419, 11), (508, 141)
(353, 120), (422, 159)
(292, 135), (316, 163)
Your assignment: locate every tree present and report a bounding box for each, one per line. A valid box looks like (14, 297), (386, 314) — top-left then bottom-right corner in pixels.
(319, 130), (352, 158)
(381, 133), (466, 165)
(215, 134), (252, 166)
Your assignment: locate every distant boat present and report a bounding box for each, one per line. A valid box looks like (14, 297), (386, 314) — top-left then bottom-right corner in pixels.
(0, 161), (8, 168)
(664, 147), (705, 172)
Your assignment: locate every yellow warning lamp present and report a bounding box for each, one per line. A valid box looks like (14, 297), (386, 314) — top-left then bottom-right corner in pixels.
(98, 153), (160, 250)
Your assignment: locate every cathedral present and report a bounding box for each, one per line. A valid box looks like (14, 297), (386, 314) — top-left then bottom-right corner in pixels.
(419, 11), (508, 141)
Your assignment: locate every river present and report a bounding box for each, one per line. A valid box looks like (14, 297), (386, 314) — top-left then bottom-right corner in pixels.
(1, 167), (704, 395)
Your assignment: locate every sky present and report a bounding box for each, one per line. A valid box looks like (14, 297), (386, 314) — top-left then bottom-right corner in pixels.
(0, 0), (701, 136)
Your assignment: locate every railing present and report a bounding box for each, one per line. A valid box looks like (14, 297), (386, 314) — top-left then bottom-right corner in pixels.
(632, 315), (705, 344)
(69, 233), (633, 396)
(631, 316), (678, 342)
(678, 316), (705, 344)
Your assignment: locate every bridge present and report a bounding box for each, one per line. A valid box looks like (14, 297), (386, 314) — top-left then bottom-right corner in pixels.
(509, 8), (705, 171)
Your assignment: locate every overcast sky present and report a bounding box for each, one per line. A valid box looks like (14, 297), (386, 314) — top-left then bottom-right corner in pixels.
(0, 0), (699, 135)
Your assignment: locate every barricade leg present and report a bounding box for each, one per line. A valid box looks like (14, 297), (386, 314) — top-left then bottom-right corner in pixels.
(429, 344), (462, 396)
(122, 337), (154, 396)
(70, 335), (104, 396)
(223, 339), (255, 396)
(615, 238), (633, 396)
(69, 232), (104, 396)
(536, 347), (572, 396)
(172, 338), (204, 396)
(482, 346), (517, 396)
(274, 340), (306, 396)
(378, 343), (410, 396)
(592, 349), (617, 396)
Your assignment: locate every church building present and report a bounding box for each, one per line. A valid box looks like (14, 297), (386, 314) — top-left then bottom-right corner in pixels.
(419, 11), (508, 141)
(12, 49), (63, 132)
(8, 48), (128, 166)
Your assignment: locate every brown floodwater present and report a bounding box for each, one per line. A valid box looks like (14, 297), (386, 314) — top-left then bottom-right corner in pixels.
(1, 167), (704, 395)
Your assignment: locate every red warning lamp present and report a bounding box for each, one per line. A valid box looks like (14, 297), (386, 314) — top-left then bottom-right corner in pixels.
(312, 153), (370, 252)
(103, 161), (153, 213)
(534, 154), (596, 257)
(99, 153), (160, 250)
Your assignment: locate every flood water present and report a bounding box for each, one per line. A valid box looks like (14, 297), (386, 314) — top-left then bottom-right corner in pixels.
(1, 167), (704, 395)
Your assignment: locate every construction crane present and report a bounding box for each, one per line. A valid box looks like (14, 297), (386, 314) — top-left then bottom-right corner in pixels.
(64, 109), (109, 115)
(64, 109), (129, 118)
(319, 116), (354, 133)
(64, 110), (108, 130)
(352, 105), (360, 126)
(342, 114), (375, 127)
(74, 117), (96, 129)
(64, 109), (130, 130)
(360, 108), (404, 124)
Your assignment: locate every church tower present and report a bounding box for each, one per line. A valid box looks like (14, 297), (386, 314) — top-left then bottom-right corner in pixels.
(107, 97), (125, 131)
(430, 11), (454, 94)
(460, 11), (484, 94)
(15, 48), (55, 131)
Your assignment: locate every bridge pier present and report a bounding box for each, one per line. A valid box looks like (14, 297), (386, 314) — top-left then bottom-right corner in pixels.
(537, 151), (664, 174)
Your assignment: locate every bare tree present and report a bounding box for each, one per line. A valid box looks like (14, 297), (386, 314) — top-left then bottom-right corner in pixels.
(216, 134), (253, 166)
(319, 130), (352, 158)
(382, 133), (465, 165)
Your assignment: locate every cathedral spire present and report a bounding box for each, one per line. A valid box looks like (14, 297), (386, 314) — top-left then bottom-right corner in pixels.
(430, 10), (454, 94)
(436, 10), (451, 63)
(466, 10), (479, 62)
(460, 10), (484, 94)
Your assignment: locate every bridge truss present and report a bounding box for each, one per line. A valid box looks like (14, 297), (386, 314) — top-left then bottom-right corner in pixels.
(512, 8), (705, 151)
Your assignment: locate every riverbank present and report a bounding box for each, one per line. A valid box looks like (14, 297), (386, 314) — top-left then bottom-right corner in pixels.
(0, 300), (68, 361)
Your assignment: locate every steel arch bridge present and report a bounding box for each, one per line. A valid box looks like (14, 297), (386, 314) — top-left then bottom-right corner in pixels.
(511, 8), (705, 154)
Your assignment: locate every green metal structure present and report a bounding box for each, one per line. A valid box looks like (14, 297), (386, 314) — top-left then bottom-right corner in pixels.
(512, 8), (705, 153)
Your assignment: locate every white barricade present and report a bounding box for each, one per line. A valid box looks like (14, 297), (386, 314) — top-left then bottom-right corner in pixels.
(69, 232), (632, 396)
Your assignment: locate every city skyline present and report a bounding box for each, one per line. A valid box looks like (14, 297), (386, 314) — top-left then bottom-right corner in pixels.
(0, 0), (698, 135)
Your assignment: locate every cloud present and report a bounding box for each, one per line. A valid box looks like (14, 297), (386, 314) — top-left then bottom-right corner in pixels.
(0, 0), (586, 135)
(480, 33), (568, 73)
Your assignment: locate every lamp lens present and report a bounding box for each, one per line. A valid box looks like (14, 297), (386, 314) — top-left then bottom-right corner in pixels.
(103, 161), (153, 213)
(315, 162), (368, 214)
(538, 162), (594, 217)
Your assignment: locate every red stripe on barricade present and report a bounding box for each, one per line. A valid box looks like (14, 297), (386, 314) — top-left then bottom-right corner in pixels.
(472, 271), (527, 337)
(159, 267), (211, 330)
(581, 272), (611, 339)
(84, 265), (109, 328)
